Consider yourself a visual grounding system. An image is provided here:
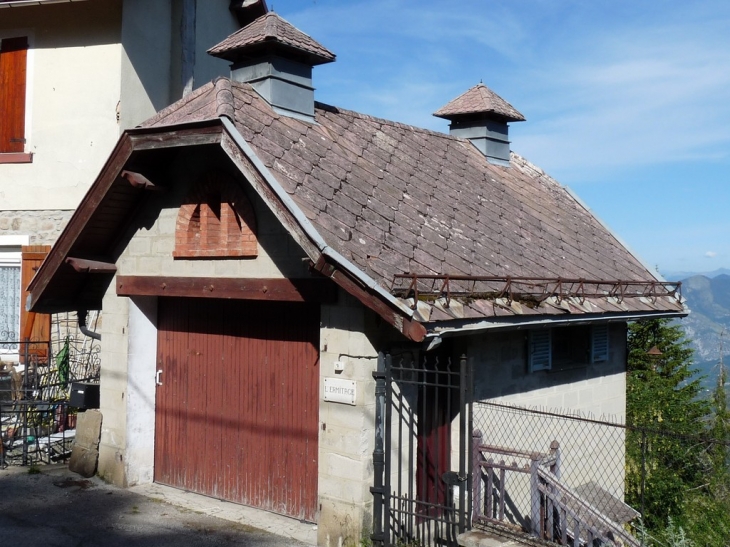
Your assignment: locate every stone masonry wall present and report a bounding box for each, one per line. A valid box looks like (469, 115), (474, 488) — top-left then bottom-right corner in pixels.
(0, 210), (73, 245)
(96, 145), (391, 547)
(317, 293), (382, 547)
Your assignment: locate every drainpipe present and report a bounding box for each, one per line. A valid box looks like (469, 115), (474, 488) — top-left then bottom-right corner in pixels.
(78, 310), (101, 341)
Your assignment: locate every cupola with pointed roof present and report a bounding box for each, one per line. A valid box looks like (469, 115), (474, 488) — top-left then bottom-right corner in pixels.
(434, 83), (524, 166)
(208, 11), (335, 122)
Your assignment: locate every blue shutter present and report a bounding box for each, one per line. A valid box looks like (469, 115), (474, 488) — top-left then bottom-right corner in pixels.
(529, 329), (551, 372)
(592, 324), (609, 362)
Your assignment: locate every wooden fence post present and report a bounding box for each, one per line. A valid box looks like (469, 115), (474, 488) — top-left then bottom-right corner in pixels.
(530, 453), (542, 538)
(549, 440), (560, 480)
(471, 429), (483, 523)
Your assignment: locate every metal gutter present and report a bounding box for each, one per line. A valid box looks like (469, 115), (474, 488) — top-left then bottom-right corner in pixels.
(219, 116), (416, 318)
(423, 309), (687, 338)
(0, 0), (89, 7)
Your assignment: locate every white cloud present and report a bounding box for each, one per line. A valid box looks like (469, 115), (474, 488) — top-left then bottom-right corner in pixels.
(706, 251), (718, 258)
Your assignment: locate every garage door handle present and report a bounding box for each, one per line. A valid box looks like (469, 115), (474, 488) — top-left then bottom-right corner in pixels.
(156, 370), (163, 386)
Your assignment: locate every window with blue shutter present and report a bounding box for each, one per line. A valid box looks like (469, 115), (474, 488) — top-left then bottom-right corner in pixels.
(591, 324), (609, 363)
(529, 329), (551, 372)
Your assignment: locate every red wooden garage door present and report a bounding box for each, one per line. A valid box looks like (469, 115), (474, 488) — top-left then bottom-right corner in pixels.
(154, 297), (320, 521)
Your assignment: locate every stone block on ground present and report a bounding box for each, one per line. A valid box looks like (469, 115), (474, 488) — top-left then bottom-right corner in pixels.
(69, 409), (102, 478)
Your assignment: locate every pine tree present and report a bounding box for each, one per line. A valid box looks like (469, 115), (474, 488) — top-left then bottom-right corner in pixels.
(708, 355), (730, 477)
(625, 319), (709, 531)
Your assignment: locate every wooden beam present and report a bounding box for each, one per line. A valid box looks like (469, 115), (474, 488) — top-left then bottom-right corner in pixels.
(26, 135), (134, 312)
(116, 276), (337, 303)
(65, 257), (117, 274)
(121, 170), (163, 191)
(129, 124), (222, 150)
(312, 257), (426, 342)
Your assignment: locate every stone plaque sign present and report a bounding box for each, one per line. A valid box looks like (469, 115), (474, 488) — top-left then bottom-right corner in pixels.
(323, 377), (356, 405)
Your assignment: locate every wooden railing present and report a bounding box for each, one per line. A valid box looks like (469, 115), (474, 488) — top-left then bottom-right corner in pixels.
(471, 429), (639, 546)
(537, 468), (639, 547)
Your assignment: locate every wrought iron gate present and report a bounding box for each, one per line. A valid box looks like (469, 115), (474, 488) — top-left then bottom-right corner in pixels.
(372, 352), (472, 547)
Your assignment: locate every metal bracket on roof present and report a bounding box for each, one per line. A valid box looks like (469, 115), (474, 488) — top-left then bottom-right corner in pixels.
(390, 273), (682, 307)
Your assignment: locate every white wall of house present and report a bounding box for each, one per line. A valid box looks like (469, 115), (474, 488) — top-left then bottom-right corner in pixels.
(118, 0), (238, 133)
(0, 0), (124, 211)
(0, 0), (238, 215)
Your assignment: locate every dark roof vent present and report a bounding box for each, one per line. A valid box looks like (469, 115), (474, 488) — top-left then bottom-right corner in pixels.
(208, 12), (335, 122)
(434, 83), (525, 166)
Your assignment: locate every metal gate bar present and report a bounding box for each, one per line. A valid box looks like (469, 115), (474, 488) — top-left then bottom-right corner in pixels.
(372, 352), (472, 547)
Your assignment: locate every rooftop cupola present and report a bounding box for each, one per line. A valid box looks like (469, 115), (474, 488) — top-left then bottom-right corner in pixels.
(434, 83), (525, 166)
(207, 12), (335, 122)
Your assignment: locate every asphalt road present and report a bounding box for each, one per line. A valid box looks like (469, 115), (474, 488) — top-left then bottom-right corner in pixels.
(0, 465), (310, 547)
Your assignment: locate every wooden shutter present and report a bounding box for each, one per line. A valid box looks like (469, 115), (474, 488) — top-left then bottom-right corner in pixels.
(19, 245), (51, 363)
(0, 36), (28, 153)
(591, 324), (609, 363)
(529, 329), (551, 372)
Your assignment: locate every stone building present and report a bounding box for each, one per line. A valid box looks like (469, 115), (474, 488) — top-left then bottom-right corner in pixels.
(27, 9), (684, 547)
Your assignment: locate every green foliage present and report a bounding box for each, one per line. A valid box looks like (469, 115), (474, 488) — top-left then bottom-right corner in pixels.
(55, 336), (70, 389)
(626, 319), (730, 546)
(626, 319), (708, 529)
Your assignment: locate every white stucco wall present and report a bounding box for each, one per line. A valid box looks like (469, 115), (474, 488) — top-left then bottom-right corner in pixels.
(1, 0), (239, 212)
(0, 1), (124, 211)
(119, 0), (239, 129)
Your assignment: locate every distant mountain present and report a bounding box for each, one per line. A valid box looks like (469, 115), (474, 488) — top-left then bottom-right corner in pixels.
(663, 268), (730, 281)
(676, 274), (730, 389)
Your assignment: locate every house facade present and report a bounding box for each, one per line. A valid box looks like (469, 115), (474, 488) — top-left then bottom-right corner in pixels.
(0, 0), (257, 355)
(27, 10), (685, 547)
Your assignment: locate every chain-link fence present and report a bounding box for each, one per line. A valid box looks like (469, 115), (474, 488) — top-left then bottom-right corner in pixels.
(472, 401), (728, 546)
(1, 311), (101, 467)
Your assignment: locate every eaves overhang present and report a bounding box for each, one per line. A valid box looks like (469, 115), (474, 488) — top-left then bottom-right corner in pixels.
(422, 308), (689, 339)
(26, 119), (225, 314)
(27, 115), (427, 342)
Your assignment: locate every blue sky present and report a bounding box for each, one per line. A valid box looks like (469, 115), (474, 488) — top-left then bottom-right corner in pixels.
(268, 0), (730, 278)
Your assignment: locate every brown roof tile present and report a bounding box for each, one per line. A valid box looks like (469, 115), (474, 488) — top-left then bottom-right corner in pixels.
(434, 83), (526, 122)
(208, 12), (335, 65)
(139, 78), (680, 320)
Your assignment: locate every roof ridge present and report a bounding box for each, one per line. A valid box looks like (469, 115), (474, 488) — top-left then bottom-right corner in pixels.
(313, 101), (470, 144)
(213, 77), (234, 120)
(138, 81), (216, 128)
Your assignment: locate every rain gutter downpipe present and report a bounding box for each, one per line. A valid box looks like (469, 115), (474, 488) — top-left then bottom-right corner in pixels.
(78, 310), (101, 341)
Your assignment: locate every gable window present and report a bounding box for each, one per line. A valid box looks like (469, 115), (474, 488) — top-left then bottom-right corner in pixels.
(174, 172), (258, 259)
(528, 324), (610, 372)
(0, 35), (32, 163)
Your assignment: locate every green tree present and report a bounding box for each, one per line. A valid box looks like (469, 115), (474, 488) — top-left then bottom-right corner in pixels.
(683, 359), (730, 545)
(625, 319), (709, 531)
(708, 360), (730, 478)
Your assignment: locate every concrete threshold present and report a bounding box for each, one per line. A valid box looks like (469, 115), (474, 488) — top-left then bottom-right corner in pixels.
(129, 482), (318, 546)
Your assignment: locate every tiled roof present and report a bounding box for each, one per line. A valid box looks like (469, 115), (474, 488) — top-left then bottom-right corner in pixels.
(434, 83), (525, 122)
(207, 11), (335, 65)
(140, 79), (681, 321)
